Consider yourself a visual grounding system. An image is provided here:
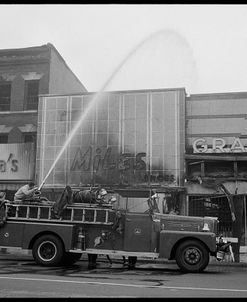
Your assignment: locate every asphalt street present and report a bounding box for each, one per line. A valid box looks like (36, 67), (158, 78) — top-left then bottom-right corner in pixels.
(0, 252), (247, 298)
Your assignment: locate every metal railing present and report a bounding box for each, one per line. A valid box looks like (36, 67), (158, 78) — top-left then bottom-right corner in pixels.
(5, 202), (114, 225)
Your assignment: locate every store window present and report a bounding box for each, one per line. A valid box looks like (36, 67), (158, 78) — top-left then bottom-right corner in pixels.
(205, 161), (234, 178)
(0, 82), (11, 111)
(24, 80), (39, 110)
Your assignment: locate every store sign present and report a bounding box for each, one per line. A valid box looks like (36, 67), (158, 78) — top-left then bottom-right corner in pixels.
(0, 143), (35, 180)
(193, 137), (247, 153)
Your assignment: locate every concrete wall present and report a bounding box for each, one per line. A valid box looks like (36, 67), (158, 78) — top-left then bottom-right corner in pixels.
(186, 92), (247, 153)
(0, 45), (51, 112)
(0, 44), (87, 144)
(49, 45), (87, 94)
(0, 112), (37, 143)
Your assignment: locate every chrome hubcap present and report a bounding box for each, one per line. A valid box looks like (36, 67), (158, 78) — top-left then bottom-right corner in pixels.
(184, 247), (201, 265)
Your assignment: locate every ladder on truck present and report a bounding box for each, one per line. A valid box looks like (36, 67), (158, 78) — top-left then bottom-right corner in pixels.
(4, 202), (115, 225)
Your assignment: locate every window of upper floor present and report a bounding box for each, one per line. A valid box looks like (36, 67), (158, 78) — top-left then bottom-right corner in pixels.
(0, 82), (11, 111)
(23, 132), (36, 143)
(0, 134), (8, 144)
(24, 80), (39, 110)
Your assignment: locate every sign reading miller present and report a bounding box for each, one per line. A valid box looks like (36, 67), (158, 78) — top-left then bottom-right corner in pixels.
(193, 137), (247, 153)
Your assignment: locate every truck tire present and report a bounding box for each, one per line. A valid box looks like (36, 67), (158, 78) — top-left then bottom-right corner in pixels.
(175, 239), (209, 273)
(62, 252), (82, 265)
(32, 234), (65, 266)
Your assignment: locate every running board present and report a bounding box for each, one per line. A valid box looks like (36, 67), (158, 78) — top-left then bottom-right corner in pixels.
(68, 248), (159, 258)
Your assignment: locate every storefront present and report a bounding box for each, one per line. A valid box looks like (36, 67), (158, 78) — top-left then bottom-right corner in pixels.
(36, 88), (187, 213)
(185, 92), (247, 256)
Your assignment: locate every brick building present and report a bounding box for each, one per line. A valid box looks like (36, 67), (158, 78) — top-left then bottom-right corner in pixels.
(0, 43), (87, 196)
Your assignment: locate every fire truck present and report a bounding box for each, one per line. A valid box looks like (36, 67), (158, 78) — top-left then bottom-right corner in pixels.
(0, 191), (229, 273)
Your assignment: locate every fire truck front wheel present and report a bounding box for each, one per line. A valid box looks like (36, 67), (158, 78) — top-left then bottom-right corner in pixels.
(175, 239), (209, 273)
(32, 234), (65, 266)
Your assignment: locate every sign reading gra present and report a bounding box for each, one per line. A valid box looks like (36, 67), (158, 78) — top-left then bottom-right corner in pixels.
(193, 137), (247, 153)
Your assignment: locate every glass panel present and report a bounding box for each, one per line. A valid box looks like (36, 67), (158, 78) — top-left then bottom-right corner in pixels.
(136, 94), (147, 119)
(124, 94), (135, 119)
(109, 94), (120, 120)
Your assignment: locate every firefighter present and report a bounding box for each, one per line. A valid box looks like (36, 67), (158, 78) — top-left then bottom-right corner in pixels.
(52, 186), (108, 218)
(14, 182), (39, 202)
(73, 188), (108, 204)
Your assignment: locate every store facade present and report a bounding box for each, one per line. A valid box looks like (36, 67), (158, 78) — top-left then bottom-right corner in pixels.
(185, 92), (247, 258)
(36, 88), (186, 213)
(0, 44), (87, 199)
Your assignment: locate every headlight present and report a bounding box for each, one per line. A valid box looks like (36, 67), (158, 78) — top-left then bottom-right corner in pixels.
(203, 217), (219, 233)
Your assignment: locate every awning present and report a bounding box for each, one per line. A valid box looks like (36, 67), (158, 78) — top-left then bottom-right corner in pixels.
(185, 153), (247, 161)
(0, 125), (13, 133)
(18, 124), (37, 133)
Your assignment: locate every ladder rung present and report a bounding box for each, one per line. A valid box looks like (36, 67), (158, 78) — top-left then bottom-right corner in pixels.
(26, 206), (30, 219)
(105, 210), (109, 223)
(5, 205), (9, 216)
(37, 207), (41, 219)
(82, 209), (85, 222)
(93, 209), (97, 222)
(15, 206), (19, 218)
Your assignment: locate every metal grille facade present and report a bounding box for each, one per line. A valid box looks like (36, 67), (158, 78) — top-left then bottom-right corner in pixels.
(188, 195), (232, 237)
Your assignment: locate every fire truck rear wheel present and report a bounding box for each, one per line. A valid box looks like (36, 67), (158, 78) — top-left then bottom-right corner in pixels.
(175, 239), (209, 273)
(32, 234), (65, 266)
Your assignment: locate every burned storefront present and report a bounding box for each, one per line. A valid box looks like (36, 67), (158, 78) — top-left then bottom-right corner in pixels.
(185, 92), (247, 260)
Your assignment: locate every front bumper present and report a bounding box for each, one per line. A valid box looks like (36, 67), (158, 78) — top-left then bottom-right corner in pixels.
(215, 236), (238, 261)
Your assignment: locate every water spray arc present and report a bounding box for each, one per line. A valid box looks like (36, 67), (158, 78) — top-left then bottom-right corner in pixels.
(38, 29), (187, 191)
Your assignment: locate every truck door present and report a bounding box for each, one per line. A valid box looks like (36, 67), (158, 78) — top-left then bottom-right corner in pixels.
(0, 222), (24, 247)
(124, 213), (152, 252)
